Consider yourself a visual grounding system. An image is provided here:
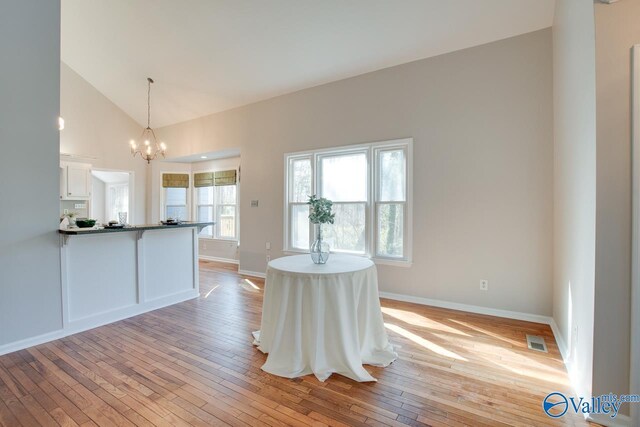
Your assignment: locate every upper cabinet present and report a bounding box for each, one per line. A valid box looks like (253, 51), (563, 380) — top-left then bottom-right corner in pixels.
(60, 162), (92, 200)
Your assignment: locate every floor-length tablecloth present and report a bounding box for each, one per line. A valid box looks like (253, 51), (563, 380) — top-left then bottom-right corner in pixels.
(253, 254), (397, 382)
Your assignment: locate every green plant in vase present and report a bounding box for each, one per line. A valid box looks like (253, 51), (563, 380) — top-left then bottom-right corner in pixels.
(307, 195), (335, 264)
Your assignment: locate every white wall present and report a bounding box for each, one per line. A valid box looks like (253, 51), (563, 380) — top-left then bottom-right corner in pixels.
(592, 0), (636, 415)
(60, 63), (146, 224)
(157, 29), (554, 316)
(552, 0), (597, 402)
(0, 1), (62, 346)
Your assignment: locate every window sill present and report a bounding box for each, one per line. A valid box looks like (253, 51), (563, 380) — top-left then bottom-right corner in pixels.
(198, 236), (238, 243)
(282, 249), (412, 268)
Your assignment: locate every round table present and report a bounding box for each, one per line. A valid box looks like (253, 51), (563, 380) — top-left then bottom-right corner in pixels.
(252, 254), (397, 382)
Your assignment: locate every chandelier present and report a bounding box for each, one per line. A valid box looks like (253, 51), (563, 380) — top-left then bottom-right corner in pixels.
(129, 77), (166, 163)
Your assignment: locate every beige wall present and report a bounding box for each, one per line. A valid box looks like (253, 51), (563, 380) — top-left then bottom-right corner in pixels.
(60, 63), (147, 224)
(158, 29), (554, 316)
(592, 0), (636, 411)
(552, 0), (597, 401)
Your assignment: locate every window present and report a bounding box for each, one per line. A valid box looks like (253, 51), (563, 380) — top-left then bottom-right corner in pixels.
(284, 139), (412, 263)
(194, 174), (238, 240)
(106, 183), (129, 222)
(164, 187), (188, 220)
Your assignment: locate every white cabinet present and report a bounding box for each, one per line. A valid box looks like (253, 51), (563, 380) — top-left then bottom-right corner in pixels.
(60, 162), (92, 200)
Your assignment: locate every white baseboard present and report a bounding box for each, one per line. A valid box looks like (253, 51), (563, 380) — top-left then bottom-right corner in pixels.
(549, 318), (569, 362)
(0, 329), (67, 357)
(378, 291), (553, 325)
(199, 255), (239, 265)
(238, 269), (267, 279)
(0, 290), (199, 357)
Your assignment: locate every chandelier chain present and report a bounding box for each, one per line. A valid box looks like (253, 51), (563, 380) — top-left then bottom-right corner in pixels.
(147, 77), (152, 128)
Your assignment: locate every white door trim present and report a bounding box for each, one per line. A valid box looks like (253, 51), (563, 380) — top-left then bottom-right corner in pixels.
(629, 44), (640, 426)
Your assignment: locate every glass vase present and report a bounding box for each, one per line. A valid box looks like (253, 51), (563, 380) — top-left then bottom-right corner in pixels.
(310, 223), (330, 264)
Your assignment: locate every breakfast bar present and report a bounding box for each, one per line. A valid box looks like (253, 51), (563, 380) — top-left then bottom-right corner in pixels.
(58, 222), (214, 334)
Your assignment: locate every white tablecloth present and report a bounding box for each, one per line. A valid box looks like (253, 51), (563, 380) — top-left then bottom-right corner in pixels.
(253, 254), (397, 382)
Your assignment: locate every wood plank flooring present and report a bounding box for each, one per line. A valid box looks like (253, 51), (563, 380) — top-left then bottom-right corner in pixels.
(0, 260), (597, 427)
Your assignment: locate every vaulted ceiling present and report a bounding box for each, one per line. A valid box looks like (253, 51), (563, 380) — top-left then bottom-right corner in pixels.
(62, 0), (555, 128)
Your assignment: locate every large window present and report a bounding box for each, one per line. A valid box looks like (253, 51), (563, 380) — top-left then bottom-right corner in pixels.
(194, 176), (238, 240)
(164, 187), (188, 220)
(284, 139), (412, 263)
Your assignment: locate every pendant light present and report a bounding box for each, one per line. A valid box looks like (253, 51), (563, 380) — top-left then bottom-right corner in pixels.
(129, 77), (166, 163)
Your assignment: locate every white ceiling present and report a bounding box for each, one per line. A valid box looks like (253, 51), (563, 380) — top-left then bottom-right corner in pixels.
(62, 0), (555, 128)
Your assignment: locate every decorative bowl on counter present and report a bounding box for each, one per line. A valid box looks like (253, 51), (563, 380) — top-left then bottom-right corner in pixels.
(75, 218), (97, 228)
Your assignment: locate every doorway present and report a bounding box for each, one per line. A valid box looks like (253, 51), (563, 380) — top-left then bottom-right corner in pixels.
(91, 169), (134, 224)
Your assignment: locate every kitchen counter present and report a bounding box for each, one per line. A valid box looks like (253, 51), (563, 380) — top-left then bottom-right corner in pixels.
(59, 221), (214, 235)
(58, 221), (214, 335)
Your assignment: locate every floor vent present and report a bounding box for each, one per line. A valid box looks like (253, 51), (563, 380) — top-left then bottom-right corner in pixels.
(526, 335), (548, 353)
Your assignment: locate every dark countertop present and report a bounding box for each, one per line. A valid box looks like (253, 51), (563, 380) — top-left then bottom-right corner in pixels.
(59, 221), (215, 235)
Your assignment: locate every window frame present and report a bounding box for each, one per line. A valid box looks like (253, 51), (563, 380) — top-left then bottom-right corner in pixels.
(194, 186), (215, 238)
(160, 174), (190, 222)
(191, 170), (239, 242)
(283, 138), (413, 266)
(214, 185), (238, 240)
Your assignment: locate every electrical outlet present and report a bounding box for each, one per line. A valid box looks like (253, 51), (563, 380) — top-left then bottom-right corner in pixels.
(251, 200), (259, 207)
(63, 209), (69, 215)
(480, 280), (489, 291)
(266, 242), (271, 250)
(266, 255), (271, 262)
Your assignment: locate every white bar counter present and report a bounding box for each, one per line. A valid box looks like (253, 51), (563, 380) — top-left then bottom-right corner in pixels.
(58, 222), (213, 334)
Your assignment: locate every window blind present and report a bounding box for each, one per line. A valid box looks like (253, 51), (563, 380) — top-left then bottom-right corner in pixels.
(214, 170), (237, 186)
(162, 173), (189, 188)
(194, 172), (214, 187)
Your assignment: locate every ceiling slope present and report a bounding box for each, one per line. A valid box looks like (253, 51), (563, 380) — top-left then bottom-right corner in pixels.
(62, 0), (554, 127)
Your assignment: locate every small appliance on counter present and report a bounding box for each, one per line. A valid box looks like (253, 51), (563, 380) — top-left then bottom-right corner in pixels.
(161, 218), (181, 226)
(104, 220), (125, 229)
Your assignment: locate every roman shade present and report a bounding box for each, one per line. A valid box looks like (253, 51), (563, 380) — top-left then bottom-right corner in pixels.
(214, 170), (237, 186)
(194, 172), (214, 188)
(162, 173), (189, 188)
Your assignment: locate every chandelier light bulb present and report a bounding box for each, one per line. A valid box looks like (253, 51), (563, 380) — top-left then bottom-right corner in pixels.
(144, 140), (150, 146)
(160, 142), (166, 150)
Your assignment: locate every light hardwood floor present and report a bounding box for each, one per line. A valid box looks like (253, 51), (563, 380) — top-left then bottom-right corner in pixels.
(0, 260), (596, 427)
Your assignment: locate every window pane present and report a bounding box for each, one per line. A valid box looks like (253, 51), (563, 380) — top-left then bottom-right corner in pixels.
(165, 187), (187, 205)
(324, 203), (366, 253)
(379, 149), (406, 202)
(217, 185), (236, 205)
(108, 184), (128, 222)
(217, 206), (236, 238)
(166, 206), (187, 221)
(291, 204), (309, 249)
(321, 153), (367, 202)
(197, 206), (214, 236)
(197, 187), (213, 204)
(290, 158), (312, 203)
(377, 204), (404, 257)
